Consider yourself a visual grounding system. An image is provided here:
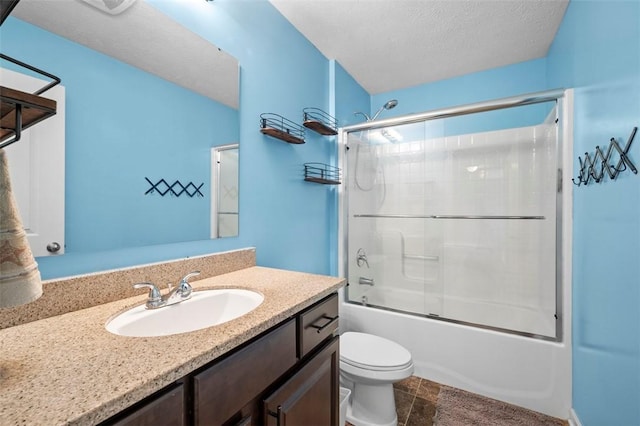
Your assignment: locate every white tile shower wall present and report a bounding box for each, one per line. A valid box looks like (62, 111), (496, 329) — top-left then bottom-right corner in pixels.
(346, 116), (558, 337)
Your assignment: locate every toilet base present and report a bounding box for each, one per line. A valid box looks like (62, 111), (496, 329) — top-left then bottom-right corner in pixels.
(345, 382), (398, 426)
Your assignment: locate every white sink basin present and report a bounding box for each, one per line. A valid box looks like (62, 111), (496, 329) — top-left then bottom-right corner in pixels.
(106, 289), (264, 337)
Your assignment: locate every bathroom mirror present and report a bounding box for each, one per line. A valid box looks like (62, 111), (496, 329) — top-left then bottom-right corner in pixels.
(2, 0), (240, 256)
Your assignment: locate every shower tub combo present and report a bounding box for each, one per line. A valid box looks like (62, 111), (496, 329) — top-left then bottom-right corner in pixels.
(339, 89), (573, 419)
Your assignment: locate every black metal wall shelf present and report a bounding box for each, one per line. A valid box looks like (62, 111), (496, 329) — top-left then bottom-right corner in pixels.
(260, 113), (305, 144)
(304, 163), (341, 185)
(303, 107), (338, 136)
(0, 53), (61, 149)
(572, 126), (637, 186)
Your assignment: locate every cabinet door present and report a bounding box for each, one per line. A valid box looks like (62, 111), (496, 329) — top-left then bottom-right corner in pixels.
(194, 319), (297, 425)
(264, 336), (339, 426)
(107, 384), (185, 426)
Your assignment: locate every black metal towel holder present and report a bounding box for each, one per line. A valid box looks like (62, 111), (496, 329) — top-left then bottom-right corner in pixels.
(145, 177), (204, 197)
(572, 126), (637, 186)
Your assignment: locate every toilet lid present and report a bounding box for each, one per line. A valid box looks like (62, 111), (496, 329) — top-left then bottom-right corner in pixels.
(340, 332), (412, 371)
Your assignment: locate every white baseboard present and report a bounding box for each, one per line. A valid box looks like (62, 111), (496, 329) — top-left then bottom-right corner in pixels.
(568, 408), (583, 426)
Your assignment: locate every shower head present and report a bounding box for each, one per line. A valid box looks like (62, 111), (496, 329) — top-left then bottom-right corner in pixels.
(354, 99), (399, 122)
(384, 99), (398, 110)
(371, 99), (399, 121)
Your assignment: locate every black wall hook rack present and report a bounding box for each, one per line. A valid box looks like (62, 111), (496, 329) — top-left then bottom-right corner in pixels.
(572, 127), (637, 186)
(145, 177), (204, 197)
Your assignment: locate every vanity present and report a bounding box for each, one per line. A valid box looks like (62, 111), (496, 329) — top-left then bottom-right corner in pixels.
(0, 264), (345, 425)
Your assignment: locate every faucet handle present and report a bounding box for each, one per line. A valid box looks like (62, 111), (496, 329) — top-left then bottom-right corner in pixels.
(180, 271), (201, 284)
(133, 282), (162, 303)
(176, 271), (200, 298)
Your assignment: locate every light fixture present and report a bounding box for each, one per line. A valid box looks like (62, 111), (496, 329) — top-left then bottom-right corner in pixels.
(367, 128), (402, 144)
(381, 128), (403, 143)
(80, 0), (137, 15)
(0, 150), (42, 308)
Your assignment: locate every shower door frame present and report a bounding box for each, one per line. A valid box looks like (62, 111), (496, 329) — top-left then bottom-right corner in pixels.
(339, 88), (571, 342)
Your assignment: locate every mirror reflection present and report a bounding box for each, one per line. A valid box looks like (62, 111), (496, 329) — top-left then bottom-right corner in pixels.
(211, 144), (239, 239)
(1, 0), (240, 256)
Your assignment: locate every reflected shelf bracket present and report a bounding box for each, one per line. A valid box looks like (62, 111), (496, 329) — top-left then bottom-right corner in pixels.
(0, 53), (61, 148)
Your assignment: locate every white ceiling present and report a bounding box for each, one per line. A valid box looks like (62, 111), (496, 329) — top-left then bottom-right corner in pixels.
(270, 0), (569, 95)
(11, 0), (239, 109)
(9, 0), (569, 103)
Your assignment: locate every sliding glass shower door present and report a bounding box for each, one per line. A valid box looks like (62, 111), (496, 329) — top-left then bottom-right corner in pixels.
(345, 102), (560, 339)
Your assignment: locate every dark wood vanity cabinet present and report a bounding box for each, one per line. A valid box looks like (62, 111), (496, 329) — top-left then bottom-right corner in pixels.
(101, 293), (339, 426)
(193, 319), (298, 425)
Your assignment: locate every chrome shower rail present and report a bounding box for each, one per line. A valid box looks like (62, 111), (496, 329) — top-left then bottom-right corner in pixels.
(342, 88), (564, 132)
(353, 214), (545, 220)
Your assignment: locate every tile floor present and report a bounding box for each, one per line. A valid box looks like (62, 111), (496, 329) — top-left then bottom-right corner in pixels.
(347, 376), (569, 426)
(393, 376), (440, 426)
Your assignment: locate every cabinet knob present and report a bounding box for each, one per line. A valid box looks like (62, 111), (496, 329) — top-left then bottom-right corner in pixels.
(46, 242), (61, 253)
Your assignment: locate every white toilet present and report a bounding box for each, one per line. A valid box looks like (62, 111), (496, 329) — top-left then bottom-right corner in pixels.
(340, 332), (414, 426)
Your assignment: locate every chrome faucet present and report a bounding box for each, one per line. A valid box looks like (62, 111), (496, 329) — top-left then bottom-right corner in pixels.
(133, 271), (201, 309)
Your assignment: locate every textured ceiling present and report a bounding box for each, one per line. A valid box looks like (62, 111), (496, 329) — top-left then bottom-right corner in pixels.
(11, 0), (239, 109)
(270, 0), (569, 94)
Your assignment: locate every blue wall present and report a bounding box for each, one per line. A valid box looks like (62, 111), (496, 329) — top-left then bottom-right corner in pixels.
(547, 1), (640, 425)
(332, 61), (371, 129)
(188, 0), (336, 275)
(370, 58), (551, 136)
(371, 58), (548, 118)
(3, 0), (337, 279)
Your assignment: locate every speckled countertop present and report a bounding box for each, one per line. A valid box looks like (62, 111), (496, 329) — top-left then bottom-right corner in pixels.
(0, 266), (345, 425)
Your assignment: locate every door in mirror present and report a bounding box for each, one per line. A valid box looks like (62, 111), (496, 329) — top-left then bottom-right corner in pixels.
(211, 144), (239, 238)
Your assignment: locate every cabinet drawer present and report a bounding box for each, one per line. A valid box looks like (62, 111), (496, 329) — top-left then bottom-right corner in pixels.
(298, 294), (339, 358)
(193, 319), (297, 425)
(108, 383), (185, 426)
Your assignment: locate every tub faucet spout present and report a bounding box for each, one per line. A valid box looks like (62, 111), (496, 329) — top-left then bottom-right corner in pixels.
(359, 277), (374, 286)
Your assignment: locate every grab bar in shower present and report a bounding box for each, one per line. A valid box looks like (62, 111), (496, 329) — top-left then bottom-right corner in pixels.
(404, 254), (439, 261)
(354, 214), (545, 220)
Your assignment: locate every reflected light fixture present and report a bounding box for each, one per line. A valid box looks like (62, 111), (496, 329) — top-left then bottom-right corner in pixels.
(0, 150), (42, 308)
(80, 0), (137, 15)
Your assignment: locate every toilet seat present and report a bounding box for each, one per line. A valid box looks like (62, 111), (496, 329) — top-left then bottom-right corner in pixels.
(340, 332), (413, 371)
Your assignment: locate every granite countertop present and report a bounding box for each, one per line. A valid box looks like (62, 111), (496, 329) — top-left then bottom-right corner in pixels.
(0, 266), (345, 425)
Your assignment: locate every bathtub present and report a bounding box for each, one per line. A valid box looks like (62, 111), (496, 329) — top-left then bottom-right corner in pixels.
(340, 288), (571, 419)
